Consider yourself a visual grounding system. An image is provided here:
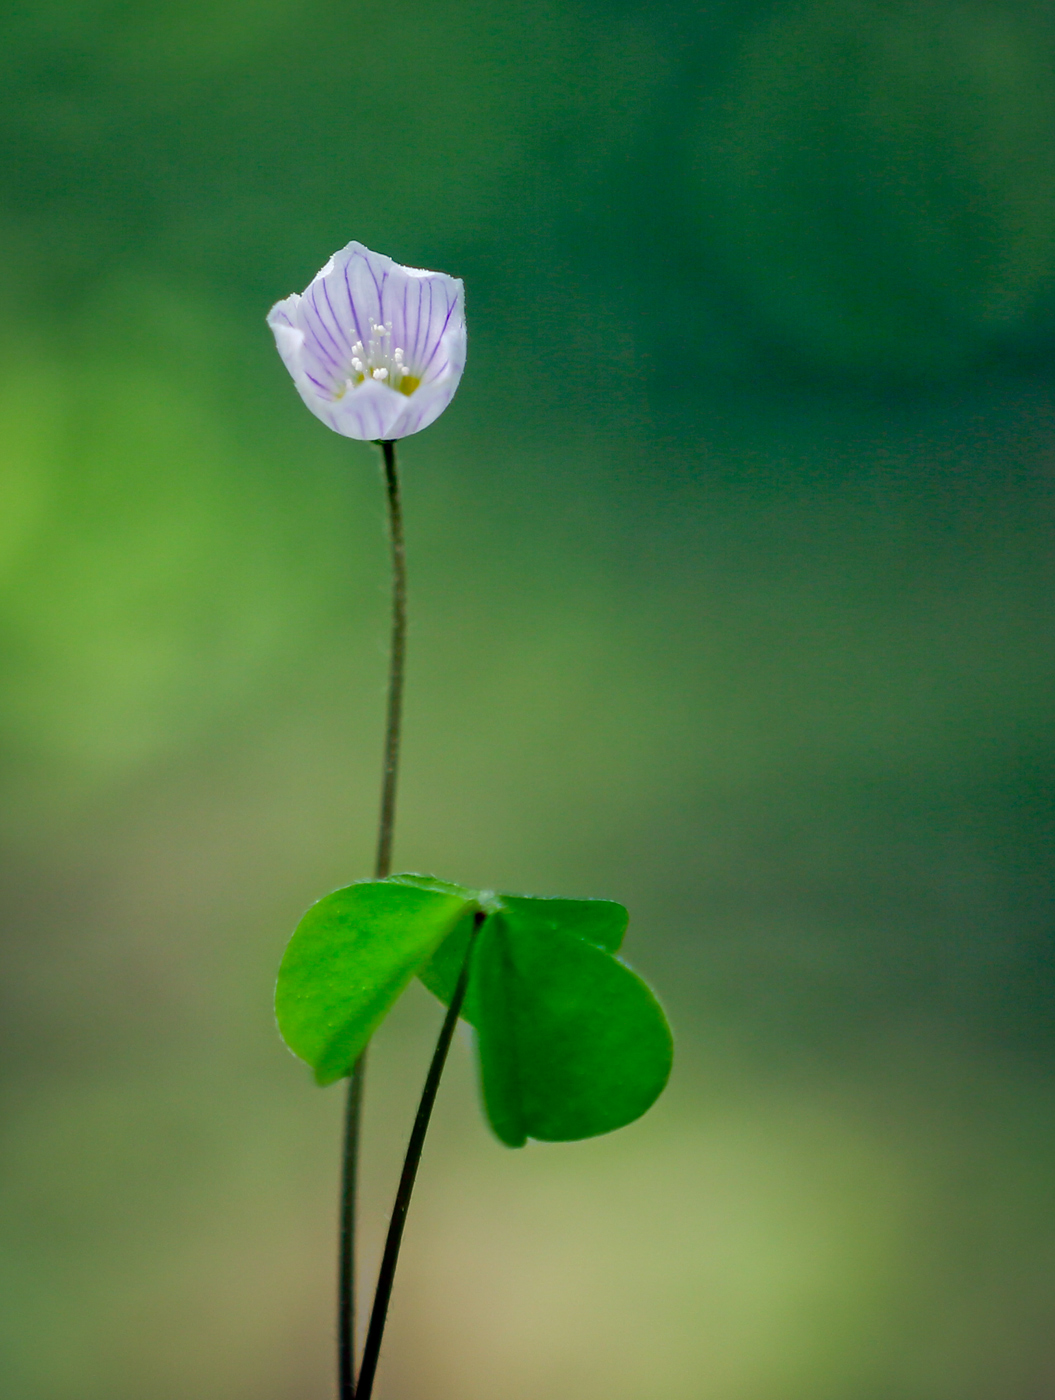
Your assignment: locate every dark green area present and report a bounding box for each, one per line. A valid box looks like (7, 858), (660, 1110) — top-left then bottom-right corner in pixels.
(1, 1), (1054, 1397)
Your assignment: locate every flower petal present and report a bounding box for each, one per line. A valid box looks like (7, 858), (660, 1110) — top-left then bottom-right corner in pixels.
(331, 377), (409, 441)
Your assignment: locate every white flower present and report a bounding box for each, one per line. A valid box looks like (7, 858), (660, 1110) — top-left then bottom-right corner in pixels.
(267, 241), (466, 441)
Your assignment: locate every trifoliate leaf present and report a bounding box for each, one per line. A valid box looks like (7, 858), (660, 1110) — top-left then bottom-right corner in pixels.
(275, 876), (672, 1144)
(275, 879), (477, 1085)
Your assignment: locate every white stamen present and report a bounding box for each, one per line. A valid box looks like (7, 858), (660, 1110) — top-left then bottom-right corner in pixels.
(341, 320), (415, 394)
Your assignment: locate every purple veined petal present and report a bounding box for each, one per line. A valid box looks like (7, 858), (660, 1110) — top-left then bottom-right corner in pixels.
(298, 309), (347, 386)
(306, 283), (352, 378)
(267, 241), (466, 441)
(341, 248), (384, 341)
(332, 376), (407, 440)
(387, 370), (462, 439)
(269, 295), (339, 399)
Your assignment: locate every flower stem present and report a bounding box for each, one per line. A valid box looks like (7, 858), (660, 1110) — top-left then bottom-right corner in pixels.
(355, 913), (485, 1400)
(375, 439), (407, 882)
(339, 439), (407, 1400)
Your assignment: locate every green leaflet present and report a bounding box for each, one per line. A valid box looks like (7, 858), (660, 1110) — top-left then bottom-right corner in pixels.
(472, 901), (672, 1146)
(275, 879), (476, 1085)
(275, 874), (672, 1143)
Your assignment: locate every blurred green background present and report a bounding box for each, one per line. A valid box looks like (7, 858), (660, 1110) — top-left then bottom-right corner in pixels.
(2, 0), (1054, 1396)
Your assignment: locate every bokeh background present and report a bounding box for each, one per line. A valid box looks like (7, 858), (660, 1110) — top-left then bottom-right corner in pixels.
(2, 0), (1055, 1396)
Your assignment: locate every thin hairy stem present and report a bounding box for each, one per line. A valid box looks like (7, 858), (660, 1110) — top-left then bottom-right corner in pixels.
(355, 912), (484, 1400)
(339, 439), (407, 1400)
(375, 439), (407, 882)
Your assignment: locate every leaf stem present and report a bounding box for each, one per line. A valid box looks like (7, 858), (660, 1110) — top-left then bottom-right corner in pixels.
(338, 1055), (365, 1400)
(355, 913), (485, 1400)
(339, 439), (407, 1400)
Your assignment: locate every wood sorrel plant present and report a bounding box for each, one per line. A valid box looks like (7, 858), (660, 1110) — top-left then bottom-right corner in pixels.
(268, 241), (673, 1400)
